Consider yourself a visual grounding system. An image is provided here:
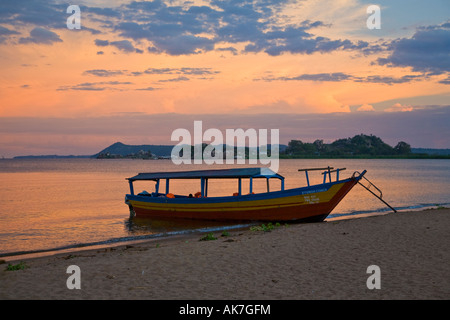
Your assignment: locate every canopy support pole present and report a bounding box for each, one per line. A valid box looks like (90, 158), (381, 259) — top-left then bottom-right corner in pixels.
(128, 180), (134, 195)
(201, 178), (205, 197)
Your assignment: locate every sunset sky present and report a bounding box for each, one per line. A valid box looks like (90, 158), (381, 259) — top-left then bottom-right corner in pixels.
(0, 0), (449, 157)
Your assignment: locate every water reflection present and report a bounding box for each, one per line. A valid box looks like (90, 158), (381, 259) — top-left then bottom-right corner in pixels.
(2, 158), (450, 255)
(124, 216), (244, 236)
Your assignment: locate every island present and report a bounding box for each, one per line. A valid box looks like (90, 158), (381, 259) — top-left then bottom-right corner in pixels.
(11, 134), (450, 159)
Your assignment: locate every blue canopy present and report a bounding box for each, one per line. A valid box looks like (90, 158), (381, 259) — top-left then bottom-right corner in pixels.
(127, 167), (283, 181)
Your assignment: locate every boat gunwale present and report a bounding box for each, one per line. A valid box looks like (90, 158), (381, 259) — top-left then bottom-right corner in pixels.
(125, 175), (358, 204)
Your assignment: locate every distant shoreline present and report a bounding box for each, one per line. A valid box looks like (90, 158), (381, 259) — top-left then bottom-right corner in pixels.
(9, 154), (450, 160)
(7, 138), (450, 160)
(11, 155), (92, 159)
(279, 154), (450, 159)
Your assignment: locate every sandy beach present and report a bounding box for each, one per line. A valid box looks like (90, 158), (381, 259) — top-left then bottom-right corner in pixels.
(1, 208), (449, 300)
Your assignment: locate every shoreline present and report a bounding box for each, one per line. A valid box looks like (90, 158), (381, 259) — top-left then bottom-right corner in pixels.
(1, 207), (449, 300)
(0, 205), (445, 263)
(0, 210), (394, 263)
(0, 222), (256, 262)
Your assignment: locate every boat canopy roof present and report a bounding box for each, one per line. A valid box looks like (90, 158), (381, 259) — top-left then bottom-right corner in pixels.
(127, 167), (284, 181)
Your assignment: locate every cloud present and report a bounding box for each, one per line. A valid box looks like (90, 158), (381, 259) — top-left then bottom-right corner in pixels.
(0, 0), (390, 56)
(144, 67), (220, 76)
(57, 81), (133, 91)
(57, 66), (221, 92)
(0, 1), (100, 37)
(258, 72), (423, 85)
(0, 1), (65, 29)
(85, 0), (370, 56)
(357, 75), (423, 85)
(158, 76), (190, 83)
(83, 6), (122, 18)
(357, 104), (375, 112)
(438, 75), (450, 85)
(60, 70), (216, 90)
(0, 25), (18, 43)
(260, 72), (354, 82)
(94, 39), (109, 47)
(377, 22), (450, 75)
(0, 25), (19, 35)
(136, 87), (160, 91)
(110, 40), (142, 53)
(5, 0), (445, 62)
(82, 67), (220, 78)
(147, 45), (161, 54)
(19, 27), (62, 45)
(156, 35), (215, 55)
(83, 69), (128, 77)
(384, 103), (413, 113)
(216, 46), (238, 55)
(94, 39), (142, 53)
(245, 26), (361, 56)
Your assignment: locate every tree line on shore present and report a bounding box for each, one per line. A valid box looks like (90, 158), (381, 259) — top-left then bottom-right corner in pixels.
(283, 134), (412, 158)
(96, 134), (431, 159)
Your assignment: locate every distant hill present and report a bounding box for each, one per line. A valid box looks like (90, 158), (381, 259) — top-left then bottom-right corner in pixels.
(93, 142), (174, 158)
(283, 134), (411, 157)
(94, 142), (287, 159)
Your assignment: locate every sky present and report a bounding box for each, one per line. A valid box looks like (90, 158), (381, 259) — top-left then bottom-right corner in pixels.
(0, 0), (449, 157)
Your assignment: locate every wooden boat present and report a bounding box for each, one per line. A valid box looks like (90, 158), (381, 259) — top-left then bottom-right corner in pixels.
(125, 167), (367, 222)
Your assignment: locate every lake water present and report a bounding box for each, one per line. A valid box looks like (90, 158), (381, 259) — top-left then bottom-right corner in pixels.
(0, 158), (449, 258)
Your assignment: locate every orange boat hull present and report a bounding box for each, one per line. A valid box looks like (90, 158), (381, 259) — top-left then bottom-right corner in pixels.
(127, 179), (359, 222)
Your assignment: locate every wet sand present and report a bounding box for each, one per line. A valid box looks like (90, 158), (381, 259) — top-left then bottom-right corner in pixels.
(1, 208), (449, 300)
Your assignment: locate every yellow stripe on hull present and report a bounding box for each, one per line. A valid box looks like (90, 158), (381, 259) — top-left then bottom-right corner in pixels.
(129, 183), (345, 213)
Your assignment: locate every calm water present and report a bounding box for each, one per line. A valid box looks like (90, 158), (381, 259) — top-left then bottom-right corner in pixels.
(0, 158), (449, 257)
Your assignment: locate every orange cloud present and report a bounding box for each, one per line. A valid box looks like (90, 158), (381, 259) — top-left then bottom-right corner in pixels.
(357, 104), (375, 112)
(385, 103), (413, 113)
